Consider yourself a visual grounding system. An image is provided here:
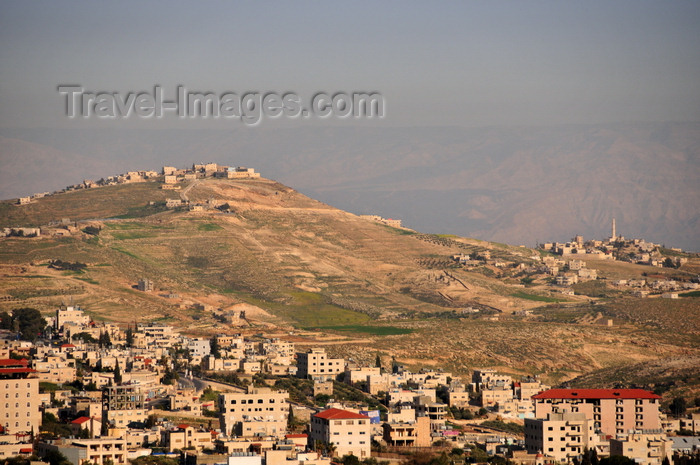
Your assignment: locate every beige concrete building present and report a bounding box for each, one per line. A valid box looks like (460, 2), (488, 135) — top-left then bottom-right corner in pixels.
(481, 386), (513, 407)
(309, 408), (371, 459)
(296, 348), (344, 381)
(102, 385), (148, 429)
(163, 424), (215, 452)
(56, 306), (91, 331)
(38, 437), (127, 465)
(218, 386), (289, 438)
(533, 389), (662, 436)
(0, 359), (40, 435)
(610, 432), (672, 465)
(383, 415), (431, 447)
(525, 412), (595, 464)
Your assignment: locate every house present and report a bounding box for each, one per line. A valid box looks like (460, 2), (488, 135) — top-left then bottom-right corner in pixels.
(218, 386), (289, 439)
(296, 348), (344, 381)
(309, 408), (371, 459)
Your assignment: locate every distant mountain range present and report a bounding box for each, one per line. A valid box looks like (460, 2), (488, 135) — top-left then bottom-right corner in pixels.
(1, 122), (698, 250)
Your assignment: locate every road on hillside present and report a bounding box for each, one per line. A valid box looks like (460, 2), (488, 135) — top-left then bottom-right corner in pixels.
(180, 179), (199, 202)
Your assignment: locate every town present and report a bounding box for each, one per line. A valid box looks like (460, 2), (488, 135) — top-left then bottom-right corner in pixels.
(1, 304), (698, 465)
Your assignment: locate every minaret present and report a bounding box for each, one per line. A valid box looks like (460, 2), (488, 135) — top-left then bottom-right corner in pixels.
(611, 218), (616, 241)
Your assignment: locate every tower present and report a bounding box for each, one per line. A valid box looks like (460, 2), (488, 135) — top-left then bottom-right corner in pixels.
(611, 218), (616, 241)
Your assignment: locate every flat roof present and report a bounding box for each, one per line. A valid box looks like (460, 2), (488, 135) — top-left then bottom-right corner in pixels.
(532, 388), (661, 400)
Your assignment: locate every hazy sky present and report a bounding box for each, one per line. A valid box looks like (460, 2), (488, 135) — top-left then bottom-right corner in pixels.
(1, 0), (699, 129)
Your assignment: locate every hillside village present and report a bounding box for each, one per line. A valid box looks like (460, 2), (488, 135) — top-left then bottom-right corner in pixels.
(1, 304), (699, 465)
(1, 163), (699, 465)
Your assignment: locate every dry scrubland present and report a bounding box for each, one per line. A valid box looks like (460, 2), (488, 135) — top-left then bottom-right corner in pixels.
(0, 177), (698, 397)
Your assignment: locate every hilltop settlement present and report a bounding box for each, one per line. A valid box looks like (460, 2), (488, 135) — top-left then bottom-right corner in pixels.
(1, 164), (699, 465)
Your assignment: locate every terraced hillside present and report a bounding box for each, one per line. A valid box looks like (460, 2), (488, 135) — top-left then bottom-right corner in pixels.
(1, 176), (698, 394)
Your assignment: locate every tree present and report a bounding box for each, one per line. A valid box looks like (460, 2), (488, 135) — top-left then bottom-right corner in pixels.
(125, 327), (134, 347)
(113, 361), (123, 385)
(599, 456), (636, 465)
(83, 226), (101, 235)
(341, 455), (361, 465)
(73, 332), (97, 343)
(42, 450), (72, 465)
(11, 307), (47, 340)
(0, 311), (11, 330)
(210, 336), (221, 358)
(581, 447), (592, 465)
(670, 397), (687, 416)
(99, 331), (112, 348)
(375, 354), (382, 370)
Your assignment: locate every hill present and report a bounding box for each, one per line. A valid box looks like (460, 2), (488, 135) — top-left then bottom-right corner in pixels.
(0, 175), (698, 394)
(1, 122), (698, 250)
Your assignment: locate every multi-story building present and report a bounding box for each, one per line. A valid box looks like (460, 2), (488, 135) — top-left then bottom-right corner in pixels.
(532, 389), (662, 436)
(472, 369), (511, 390)
(55, 306), (90, 332)
(218, 386), (289, 438)
(524, 412), (595, 464)
(383, 416), (431, 447)
(296, 348), (344, 381)
(102, 385), (147, 429)
(481, 386), (513, 407)
(0, 359), (40, 434)
(309, 408), (371, 459)
(37, 437), (127, 465)
(610, 432), (672, 465)
(162, 424), (215, 452)
(136, 323), (178, 347)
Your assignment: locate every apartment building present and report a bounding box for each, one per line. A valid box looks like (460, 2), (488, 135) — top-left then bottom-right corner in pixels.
(610, 432), (672, 465)
(102, 385), (147, 428)
(218, 386), (289, 438)
(296, 348), (344, 381)
(309, 408), (371, 459)
(38, 437), (127, 465)
(525, 412), (595, 464)
(0, 359), (40, 434)
(383, 416), (431, 447)
(55, 306), (90, 332)
(532, 389), (662, 436)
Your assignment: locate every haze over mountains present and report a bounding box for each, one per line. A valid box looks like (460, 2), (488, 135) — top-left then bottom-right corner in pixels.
(1, 121), (698, 250)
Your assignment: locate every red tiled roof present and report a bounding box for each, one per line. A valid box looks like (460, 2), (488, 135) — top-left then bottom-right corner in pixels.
(285, 434), (308, 439)
(0, 359), (28, 367)
(177, 423), (190, 429)
(0, 368), (36, 374)
(61, 344), (76, 348)
(532, 388), (661, 400)
(20, 448), (33, 454)
(71, 416), (91, 424)
(314, 408), (370, 420)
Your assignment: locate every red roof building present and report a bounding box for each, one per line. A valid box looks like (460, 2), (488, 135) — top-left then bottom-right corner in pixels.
(532, 388), (661, 436)
(313, 408), (370, 420)
(310, 409), (371, 459)
(532, 389), (661, 400)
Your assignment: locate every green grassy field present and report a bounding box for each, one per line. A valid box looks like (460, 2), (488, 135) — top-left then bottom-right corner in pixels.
(314, 325), (414, 335)
(510, 291), (567, 302)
